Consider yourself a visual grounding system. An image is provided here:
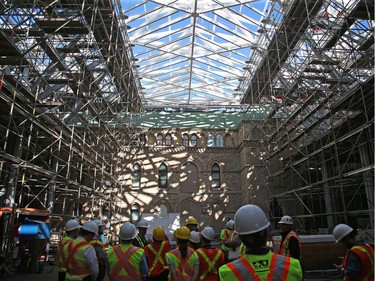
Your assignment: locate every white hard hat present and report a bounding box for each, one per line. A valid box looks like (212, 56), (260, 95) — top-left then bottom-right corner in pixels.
(226, 219), (235, 230)
(333, 224), (353, 243)
(93, 219), (105, 227)
(65, 219), (80, 232)
(234, 204), (270, 235)
(189, 231), (201, 244)
(278, 216), (293, 225)
(201, 227), (215, 241)
(137, 220), (149, 229)
(81, 221), (98, 235)
(120, 222), (137, 240)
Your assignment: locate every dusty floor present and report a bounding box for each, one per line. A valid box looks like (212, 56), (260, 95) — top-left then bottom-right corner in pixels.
(1, 264), (342, 280)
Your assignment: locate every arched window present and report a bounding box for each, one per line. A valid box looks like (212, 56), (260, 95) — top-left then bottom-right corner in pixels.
(131, 204), (140, 223)
(216, 133), (224, 147)
(207, 133), (215, 147)
(191, 134), (198, 147)
(156, 134), (163, 146)
(182, 133), (189, 146)
(132, 163), (141, 188)
(158, 163), (168, 188)
(165, 134), (172, 146)
(211, 163), (221, 188)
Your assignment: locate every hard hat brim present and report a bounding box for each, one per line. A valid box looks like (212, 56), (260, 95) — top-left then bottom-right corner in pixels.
(278, 221), (293, 225)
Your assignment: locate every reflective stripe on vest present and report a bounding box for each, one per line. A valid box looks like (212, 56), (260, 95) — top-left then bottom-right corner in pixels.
(65, 238), (91, 278)
(134, 235), (146, 248)
(58, 236), (73, 271)
(343, 244), (374, 281)
(90, 238), (106, 265)
(225, 253), (291, 281)
(90, 238), (106, 249)
(109, 244), (141, 281)
(147, 241), (167, 275)
(168, 248), (195, 280)
(221, 229), (235, 252)
(196, 248), (222, 280)
(279, 231), (300, 257)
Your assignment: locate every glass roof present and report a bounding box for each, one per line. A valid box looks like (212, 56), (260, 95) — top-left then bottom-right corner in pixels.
(123, 0), (278, 110)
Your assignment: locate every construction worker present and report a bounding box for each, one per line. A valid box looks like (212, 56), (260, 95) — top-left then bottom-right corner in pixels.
(333, 223), (374, 281)
(196, 227), (224, 281)
(144, 226), (170, 281)
(166, 226), (199, 281)
(219, 204), (303, 280)
(91, 220), (108, 281)
(63, 220), (99, 281)
(107, 222), (148, 281)
(186, 216), (200, 233)
(220, 219), (240, 262)
(188, 231), (201, 250)
(57, 219), (80, 281)
(132, 220), (150, 248)
(278, 215), (301, 260)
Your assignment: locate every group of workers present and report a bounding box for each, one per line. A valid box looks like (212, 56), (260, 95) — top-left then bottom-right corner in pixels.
(57, 204), (373, 281)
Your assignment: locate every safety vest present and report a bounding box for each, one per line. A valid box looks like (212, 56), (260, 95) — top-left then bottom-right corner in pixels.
(239, 243), (247, 258)
(64, 237), (92, 280)
(221, 229), (235, 252)
(166, 247), (198, 281)
(108, 244), (143, 281)
(343, 244), (374, 281)
(58, 235), (73, 272)
(218, 251), (303, 281)
(90, 238), (106, 265)
(196, 247), (224, 280)
(133, 235), (148, 248)
(144, 241), (170, 277)
(279, 230), (300, 258)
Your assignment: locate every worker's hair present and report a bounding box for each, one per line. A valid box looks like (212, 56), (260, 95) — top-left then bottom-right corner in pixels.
(239, 229), (268, 249)
(177, 239), (189, 259)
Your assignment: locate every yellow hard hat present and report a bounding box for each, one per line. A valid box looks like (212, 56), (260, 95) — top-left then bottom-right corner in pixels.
(174, 226), (191, 240)
(186, 216), (198, 225)
(153, 226), (166, 241)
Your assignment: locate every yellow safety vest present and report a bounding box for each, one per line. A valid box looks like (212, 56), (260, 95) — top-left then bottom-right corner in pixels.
(220, 229), (235, 252)
(63, 237), (92, 280)
(166, 247), (198, 281)
(219, 251), (303, 281)
(108, 243), (143, 281)
(58, 235), (73, 272)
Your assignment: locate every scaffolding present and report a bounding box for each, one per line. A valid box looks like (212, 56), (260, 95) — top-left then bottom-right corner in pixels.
(0, 0), (146, 259)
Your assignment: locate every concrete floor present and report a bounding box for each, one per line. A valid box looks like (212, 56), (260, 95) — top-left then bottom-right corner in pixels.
(1, 264), (342, 281)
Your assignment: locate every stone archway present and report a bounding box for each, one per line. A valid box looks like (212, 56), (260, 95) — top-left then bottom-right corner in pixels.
(179, 199), (201, 227)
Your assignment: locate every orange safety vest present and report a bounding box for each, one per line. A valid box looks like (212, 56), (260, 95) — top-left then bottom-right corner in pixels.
(58, 235), (73, 272)
(64, 237), (92, 279)
(279, 231), (300, 258)
(343, 244), (374, 281)
(144, 241), (170, 277)
(166, 247), (197, 280)
(108, 244), (143, 281)
(196, 247), (224, 280)
(222, 253), (302, 281)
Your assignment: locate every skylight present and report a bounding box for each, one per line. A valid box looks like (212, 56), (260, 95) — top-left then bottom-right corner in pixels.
(123, 0), (275, 111)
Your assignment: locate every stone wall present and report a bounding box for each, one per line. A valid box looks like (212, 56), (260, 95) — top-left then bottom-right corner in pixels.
(116, 125), (268, 232)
